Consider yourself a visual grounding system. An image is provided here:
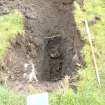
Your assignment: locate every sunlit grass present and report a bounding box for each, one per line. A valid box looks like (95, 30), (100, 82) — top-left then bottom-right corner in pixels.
(0, 10), (24, 58)
(0, 87), (25, 105)
(72, 0), (105, 104)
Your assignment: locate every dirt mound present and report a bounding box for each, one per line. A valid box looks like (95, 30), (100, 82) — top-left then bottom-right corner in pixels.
(0, 0), (83, 92)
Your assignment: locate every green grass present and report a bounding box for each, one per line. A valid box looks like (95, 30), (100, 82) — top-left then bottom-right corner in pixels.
(50, 89), (105, 105)
(74, 0), (105, 88)
(0, 87), (25, 105)
(74, 0), (105, 67)
(0, 10), (23, 59)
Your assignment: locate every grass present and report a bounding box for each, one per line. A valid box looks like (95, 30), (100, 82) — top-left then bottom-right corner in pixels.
(74, 0), (105, 89)
(49, 69), (105, 105)
(50, 89), (105, 105)
(0, 10), (23, 59)
(0, 87), (25, 105)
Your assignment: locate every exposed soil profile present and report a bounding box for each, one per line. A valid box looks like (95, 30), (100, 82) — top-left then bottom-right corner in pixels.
(0, 0), (83, 93)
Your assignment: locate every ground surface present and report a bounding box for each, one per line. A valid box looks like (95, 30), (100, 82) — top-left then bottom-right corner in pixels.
(0, 0), (83, 93)
(1, 0), (105, 105)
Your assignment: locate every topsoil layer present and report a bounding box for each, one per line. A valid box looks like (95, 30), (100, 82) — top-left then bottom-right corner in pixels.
(0, 0), (83, 93)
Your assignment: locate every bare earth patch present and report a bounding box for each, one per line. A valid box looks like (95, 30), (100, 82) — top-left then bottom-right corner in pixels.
(0, 0), (83, 93)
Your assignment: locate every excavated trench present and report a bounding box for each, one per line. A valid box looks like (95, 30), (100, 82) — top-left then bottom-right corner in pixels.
(42, 36), (64, 81)
(0, 0), (84, 92)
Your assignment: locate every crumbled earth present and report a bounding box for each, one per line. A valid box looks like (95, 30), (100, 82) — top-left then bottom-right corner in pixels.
(0, 0), (83, 93)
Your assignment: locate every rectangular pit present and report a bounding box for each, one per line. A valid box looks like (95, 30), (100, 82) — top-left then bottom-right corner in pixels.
(41, 36), (64, 81)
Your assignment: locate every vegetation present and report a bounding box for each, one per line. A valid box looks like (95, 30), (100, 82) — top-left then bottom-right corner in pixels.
(0, 10), (23, 59)
(0, 0), (105, 105)
(74, 0), (105, 94)
(0, 86), (25, 105)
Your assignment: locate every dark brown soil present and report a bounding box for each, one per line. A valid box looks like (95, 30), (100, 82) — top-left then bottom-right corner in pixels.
(0, 0), (83, 93)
